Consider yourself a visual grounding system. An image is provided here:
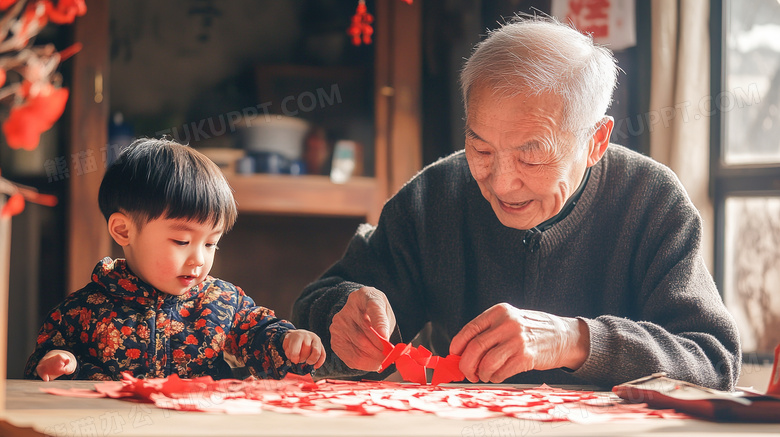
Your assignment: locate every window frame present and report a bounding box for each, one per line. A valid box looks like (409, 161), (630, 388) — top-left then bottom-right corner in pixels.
(710, 0), (780, 362)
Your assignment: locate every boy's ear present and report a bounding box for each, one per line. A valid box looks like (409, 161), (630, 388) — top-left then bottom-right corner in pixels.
(107, 212), (133, 246)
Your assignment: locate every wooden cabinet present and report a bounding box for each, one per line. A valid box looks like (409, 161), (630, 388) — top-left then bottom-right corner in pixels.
(66, 1), (422, 317)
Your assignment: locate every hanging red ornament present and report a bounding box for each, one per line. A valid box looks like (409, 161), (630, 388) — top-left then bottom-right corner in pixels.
(347, 0), (413, 46)
(348, 0), (374, 46)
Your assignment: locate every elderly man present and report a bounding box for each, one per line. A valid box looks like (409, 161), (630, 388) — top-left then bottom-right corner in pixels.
(293, 17), (741, 390)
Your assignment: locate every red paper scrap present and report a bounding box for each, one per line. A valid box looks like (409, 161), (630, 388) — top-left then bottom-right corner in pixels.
(42, 372), (690, 422)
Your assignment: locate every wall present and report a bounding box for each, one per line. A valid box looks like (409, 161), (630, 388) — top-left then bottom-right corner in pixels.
(109, 0), (374, 153)
(211, 215), (362, 320)
(420, 0), (652, 168)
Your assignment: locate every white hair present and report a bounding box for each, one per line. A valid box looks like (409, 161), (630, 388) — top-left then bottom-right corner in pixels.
(460, 16), (618, 144)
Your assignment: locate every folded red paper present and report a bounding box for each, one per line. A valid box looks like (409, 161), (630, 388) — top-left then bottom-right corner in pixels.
(370, 326), (464, 385)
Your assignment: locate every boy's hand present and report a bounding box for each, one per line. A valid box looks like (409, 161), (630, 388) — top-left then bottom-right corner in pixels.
(282, 330), (326, 369)
(36, 350), (77, 381)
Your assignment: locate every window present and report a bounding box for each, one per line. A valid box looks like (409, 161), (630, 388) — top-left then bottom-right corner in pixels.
(712, 0), (780, 360)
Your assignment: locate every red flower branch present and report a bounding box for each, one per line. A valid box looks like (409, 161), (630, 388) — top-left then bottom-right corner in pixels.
(0, 172), (58, 217)
(2, 80), (68, 150)
(0, 0), (85, 216)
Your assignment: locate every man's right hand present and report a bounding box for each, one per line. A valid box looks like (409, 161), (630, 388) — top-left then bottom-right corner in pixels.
(329, 286), (397, 371)
(36, 349), (77, 381)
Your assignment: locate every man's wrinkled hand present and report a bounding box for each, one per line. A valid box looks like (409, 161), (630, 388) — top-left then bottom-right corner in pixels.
(36, 350), (77, 381)
(329, 286), (397, 371)
(450, 303), (589, 383)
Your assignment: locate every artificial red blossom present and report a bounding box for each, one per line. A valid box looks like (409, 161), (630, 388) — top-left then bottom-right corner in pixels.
(1, 1), (86, 152)
(1, 40), (80, 150)
(0, 192), (24, 217)
(0, 0), (19, 10)
(44, 0), (86, 24)
(2, 81), (68, 150)
(348, 0), (374, 46)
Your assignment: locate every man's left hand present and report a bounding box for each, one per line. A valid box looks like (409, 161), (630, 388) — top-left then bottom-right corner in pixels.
(449, 303), (589, 383)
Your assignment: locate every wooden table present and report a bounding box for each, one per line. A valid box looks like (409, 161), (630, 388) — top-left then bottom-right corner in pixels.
(2, 380), (779, 437)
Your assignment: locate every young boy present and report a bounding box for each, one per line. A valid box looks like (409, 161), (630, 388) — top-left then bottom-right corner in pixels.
(24, 138), (325, 381)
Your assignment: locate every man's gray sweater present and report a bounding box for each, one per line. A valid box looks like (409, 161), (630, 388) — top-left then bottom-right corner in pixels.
(294, 145), (741, 390)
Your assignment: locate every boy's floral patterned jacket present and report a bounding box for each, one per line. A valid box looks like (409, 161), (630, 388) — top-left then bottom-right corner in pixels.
(24, 257), (312, 380)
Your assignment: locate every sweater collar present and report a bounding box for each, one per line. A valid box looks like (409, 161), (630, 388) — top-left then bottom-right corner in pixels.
(539, 145), (608, 244)
(531, 166), (592, 233)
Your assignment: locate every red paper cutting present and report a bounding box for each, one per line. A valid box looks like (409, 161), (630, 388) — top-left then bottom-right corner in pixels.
(369, 326), (464, 385)
(379, 342), (411, 373)
(42, 373), (691, 422)
(431, 354), (463, 386)
(395, 354), (426, 384)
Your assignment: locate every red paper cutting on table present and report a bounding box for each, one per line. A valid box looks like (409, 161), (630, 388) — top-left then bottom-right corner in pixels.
(42, 372), (691, 422)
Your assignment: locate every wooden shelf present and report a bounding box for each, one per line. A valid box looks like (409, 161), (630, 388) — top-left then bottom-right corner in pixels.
(226, 174), (378, 218)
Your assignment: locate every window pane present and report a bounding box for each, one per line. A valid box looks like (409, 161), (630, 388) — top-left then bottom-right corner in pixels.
(723, 196), (780, 355)
(724, 1), (780, 165)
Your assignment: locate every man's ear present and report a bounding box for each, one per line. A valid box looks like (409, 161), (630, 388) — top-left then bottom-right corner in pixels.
(586, 116), (613, 167)
(107, 212), (133, 247)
